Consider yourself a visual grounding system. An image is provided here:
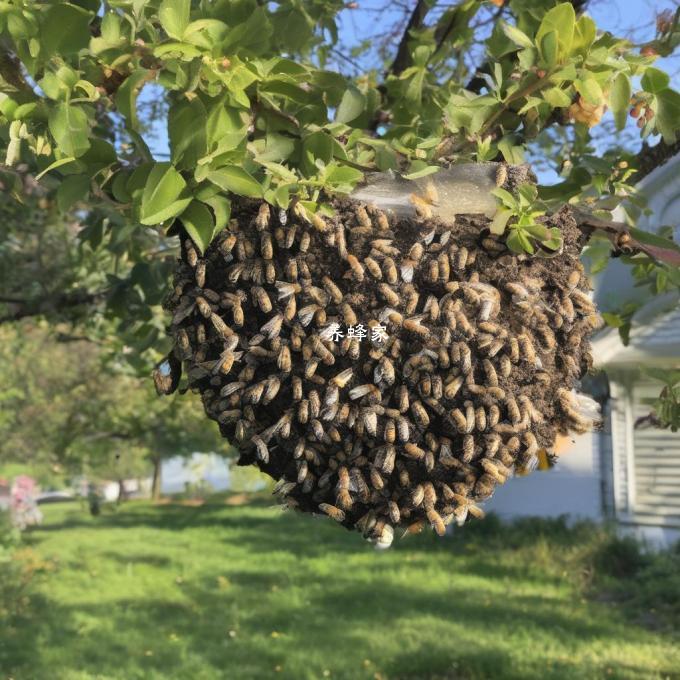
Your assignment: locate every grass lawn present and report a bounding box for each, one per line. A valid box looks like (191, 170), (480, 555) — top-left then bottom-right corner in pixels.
(2, 498), (679, 680)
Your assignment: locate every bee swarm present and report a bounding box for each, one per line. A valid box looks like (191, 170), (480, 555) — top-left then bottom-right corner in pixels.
(165, 198), (600, 547)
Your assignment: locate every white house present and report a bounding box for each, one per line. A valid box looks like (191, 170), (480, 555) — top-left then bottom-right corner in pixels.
(487, 153), (680, 547)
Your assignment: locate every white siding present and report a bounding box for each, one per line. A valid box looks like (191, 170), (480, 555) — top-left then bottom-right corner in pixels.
(609, 381), (630, 518)
(485, 430), (602, 521)
(631, 382), (680, 528)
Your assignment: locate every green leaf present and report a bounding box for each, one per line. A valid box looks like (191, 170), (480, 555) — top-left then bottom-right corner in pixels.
(490, 209), (512, 235)
(641, 67), (670, 94)
(48, 103), (91, 158)
(301, 131), (334, 176)
(324, 164), (363, 191)
(115, 70), (150, 131)
(498, 137), (524, 164)
(111, 171), (132, 203)
(35, 155), (77, 180)
(601, 312), (624, 328)
(575, 77), (603, 106)
(543, 87), (572, 108)
(203, 195), (231, 232)
(159, 0), (190, 40)
(491, 187), (518, 210)
(153, 42), (202, 60)
(536, 3), (575, 61)
(572, 15), (596, 56)
(402, 165), (440, 180)
(41, 3), (92, 58)
(140, 162), (190, 225)
(610, 73), (631, 131)
(56, 174), (90, 212)
(101, 12), (121, 43)
(180, 201), (215, 254)
(335, 86), (365, 124)
(207, 166), (263, 198)
(655, 89), (680, 144)
(500, 21), (533, 49)
(169, 96), (207, 169)
(539, 31), (558, 68)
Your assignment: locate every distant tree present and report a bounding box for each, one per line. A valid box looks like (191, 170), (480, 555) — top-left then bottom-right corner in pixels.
(0, 323), (232, 497)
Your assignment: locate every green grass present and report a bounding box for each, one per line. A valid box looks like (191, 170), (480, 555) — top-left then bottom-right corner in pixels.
(2, 499), (679, 680)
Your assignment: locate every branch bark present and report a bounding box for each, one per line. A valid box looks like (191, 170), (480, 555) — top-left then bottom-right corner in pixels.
(631, 139), (680, 183)
(388, 0), (431, 76)
(0, 290), (106, 325)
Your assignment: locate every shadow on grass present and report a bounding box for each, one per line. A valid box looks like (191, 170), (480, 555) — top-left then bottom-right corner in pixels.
(3, 570), (675, 680)
(6, 503), (677, 679)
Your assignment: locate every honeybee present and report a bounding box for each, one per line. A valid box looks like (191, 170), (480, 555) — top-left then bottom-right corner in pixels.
(354, 204), (371, 228)
(362, 256), (382, 280)
(473, 473), (496, 501)
(251, 435), (269, 464)
(210, 313), (233, 340)
(319, 503), (345, 522)
(285, 257), (298, 282)
(402, 284), (419, 314)
(195, 296), (212, 318)
(566, 268), (581, 291)
(426, 259), (439, 284)
(185, 239), (198, 267)
(423, 295), (440, 322)
(422, 482), (437, 510)
(376, 357), (396, 386)
(250, 286), (271, 313)
(571, 289), (596, 315)
(535, 325), (556, 350)
(175, 328), (191, 360)
(517, 333), (536, 366)
(395, 385), (410, 413)
(451, 342), (472, 374)
(370, 466), (385, 490)
(518, 395), (544, 423)
(427, 508), (446, 536)
(260, 314), (283, 340)
(475, 407), (487, 432)
(262, 376), (281, 404)
(194, 260), (206, 288)
(375, 444), (396, 475)
(495, 163), (508, 188)
(482, 237), (507, 254)
(557, 388), (597, 433)
(482, 359), (498, 387)
(373, 522), (394, 549)
(382, 257), (398, 284)
(454, 246), (470, 271)
(460, 434), (474, 463)
(404, 317), (429, 337)
(403, 443), (426, 461)
(436, 252), (450, 283)
(410, 484), (425, 507)
(378, 283), (400, 307)
(349, 384), (381, 403)
(345, 254), (365, 282)
(444, 375), (463, 400)
(410, 401), (430, 428)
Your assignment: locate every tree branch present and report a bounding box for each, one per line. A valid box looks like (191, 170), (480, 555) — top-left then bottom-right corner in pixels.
(388, 0), (431, 76)
(0, 290), (107, 325)
(631, 139), (680, 183)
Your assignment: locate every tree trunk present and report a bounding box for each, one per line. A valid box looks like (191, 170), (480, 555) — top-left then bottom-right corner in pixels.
(151, 455), (162, 502)
(117, 478), (127, 504)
